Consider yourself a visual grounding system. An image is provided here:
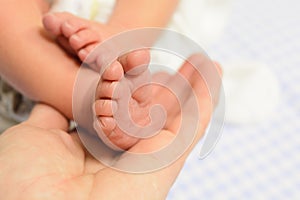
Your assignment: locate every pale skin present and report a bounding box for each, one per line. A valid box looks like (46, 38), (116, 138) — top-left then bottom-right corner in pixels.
(41, 0), (180, 148)
(45, 0), (179, 60)
(0, 0), (180, 149)
(0, 0), (178, 149)
(0, 0), (223, 198)
(0, 0), (76, 119)
(42, 12), (152, 149)
(0, 0), (179, 119)
(0, 56), (220, 200)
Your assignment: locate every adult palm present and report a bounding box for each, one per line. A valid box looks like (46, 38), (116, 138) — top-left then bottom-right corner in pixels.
(0, 55), (220, 200)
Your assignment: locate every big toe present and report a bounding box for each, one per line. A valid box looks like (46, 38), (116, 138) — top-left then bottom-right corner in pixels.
(102, 61), (124, 81)
(43, 12), (74, 35)
(119, 49), (150, 75)
(43, 12), (89, 37)
(43, 13), (61, 35)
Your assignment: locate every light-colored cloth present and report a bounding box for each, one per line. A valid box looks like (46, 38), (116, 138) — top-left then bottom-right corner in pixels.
(50, 0), (115, 23)
(222, 61), (280, 124)
(0, 78), (34, 131)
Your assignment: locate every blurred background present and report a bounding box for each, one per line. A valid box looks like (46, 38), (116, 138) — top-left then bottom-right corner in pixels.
(167, 0), (300, 199)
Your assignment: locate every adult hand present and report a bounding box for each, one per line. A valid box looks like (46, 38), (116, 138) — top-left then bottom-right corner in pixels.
(0, 54), (221, 200)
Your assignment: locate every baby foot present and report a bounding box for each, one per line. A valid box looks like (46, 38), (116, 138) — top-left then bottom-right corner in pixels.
(94, 50), (154, 150)
(43, 12), (157, 150)
(43, 12), (122, 61)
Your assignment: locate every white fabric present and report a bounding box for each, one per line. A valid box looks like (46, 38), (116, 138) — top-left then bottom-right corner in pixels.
(222, 61), (280, 124)
(50, 0), (115, 23)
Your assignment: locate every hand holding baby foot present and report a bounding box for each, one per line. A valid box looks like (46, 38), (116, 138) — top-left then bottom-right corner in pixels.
(0, 54), (221, 199)
(43, 12), (161, 150)
(93, 52), (221, 151)
(43, 12), (222, 152)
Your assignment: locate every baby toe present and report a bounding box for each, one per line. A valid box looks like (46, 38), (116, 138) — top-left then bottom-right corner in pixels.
(119, 49), (150, 74)
(102, 61), (124, 81)
(69, 29), (100, 51)
(96, 81), (118, 99)
(94, 99), (117, 117)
